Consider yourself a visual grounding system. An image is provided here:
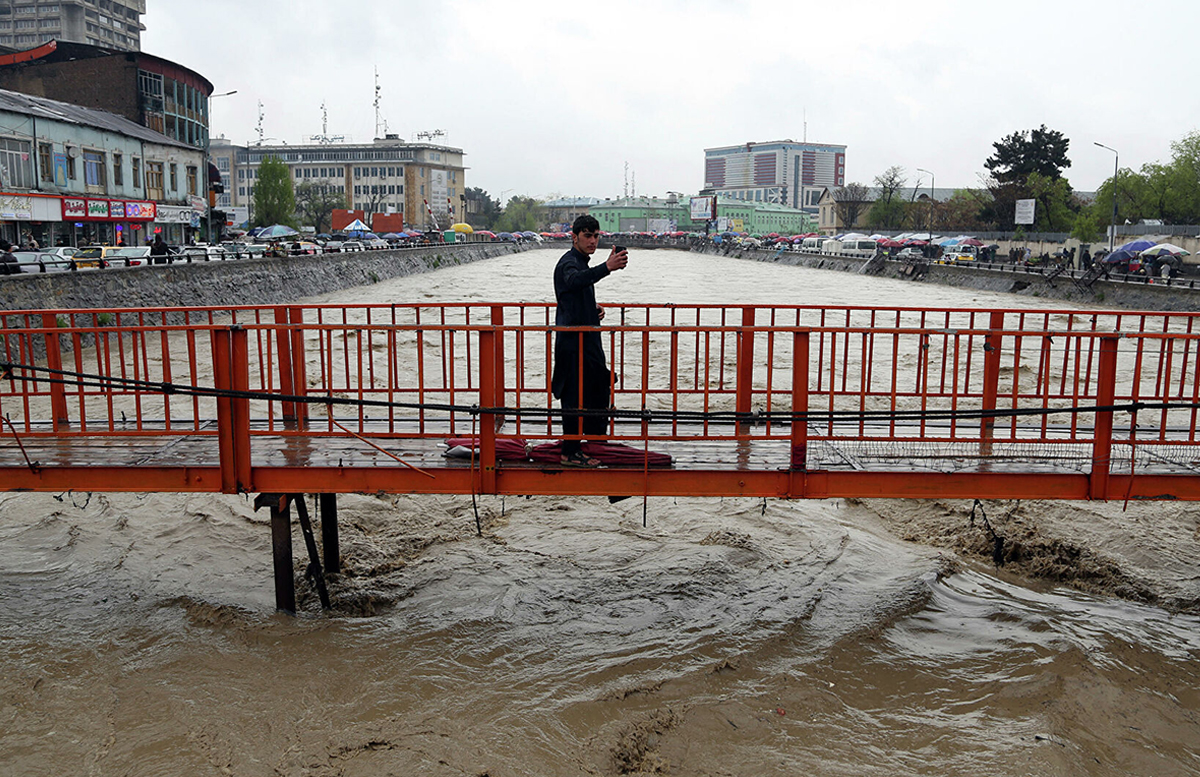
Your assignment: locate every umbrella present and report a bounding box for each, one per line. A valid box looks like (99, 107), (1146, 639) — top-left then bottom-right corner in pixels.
(342, 218), (370, 232)
(381, 232), (402, 239)
(939, 237), (961, 247)
(256, 224), (299, 239)
(475, 230), (496, 238)
(959, 237), (984, 247)
(1118, 239), (1156, 253)
(1104, 249), (1137, 264)
(451, 223), (474, 234)
(1140, 243), (1190, 257)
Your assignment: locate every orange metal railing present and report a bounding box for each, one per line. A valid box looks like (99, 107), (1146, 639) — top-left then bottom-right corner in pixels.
(4, 303), (1200, 500)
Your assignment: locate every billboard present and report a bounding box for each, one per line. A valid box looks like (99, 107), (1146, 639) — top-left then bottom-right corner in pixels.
(1014, 199), (1036, 225)
(689, 196), (715, 222)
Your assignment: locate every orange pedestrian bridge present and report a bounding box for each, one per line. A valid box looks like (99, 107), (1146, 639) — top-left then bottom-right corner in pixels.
(4, 302), (1200, 610)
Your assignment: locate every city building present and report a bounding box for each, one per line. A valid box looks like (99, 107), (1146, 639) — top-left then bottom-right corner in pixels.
(589, 195), (814, 236)
(703, 140), (846, 215)
(0, 0), (145, 52)
(0, 40), (212, 148)
(541, 196), (601, 232)
(229, 134), (467, 231)
(0, 86), (206, 247)
(817, 186), (958, 234)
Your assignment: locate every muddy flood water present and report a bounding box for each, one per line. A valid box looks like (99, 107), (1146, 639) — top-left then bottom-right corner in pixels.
(2, 248), (1199, 776)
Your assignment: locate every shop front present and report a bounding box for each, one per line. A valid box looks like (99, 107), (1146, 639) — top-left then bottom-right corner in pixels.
(154, 205), (197, 245)
(61, 197), (157, 247)
(0, 192), (69, 249)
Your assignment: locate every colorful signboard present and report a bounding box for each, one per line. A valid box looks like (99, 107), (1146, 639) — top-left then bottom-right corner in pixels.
(59, 198), (157, 221)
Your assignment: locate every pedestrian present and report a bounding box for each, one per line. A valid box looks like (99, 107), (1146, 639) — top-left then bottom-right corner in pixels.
(150, 235), (170, 264)
(551, 215), (629, 467)
(0, 239), (19, 274)
(24, 234), (38, 251)
(1081, 247), (1092, 271)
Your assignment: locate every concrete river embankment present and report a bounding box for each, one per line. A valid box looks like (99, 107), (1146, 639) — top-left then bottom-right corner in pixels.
(686, 242), (1200, 311)
(0, 242), (528, 312)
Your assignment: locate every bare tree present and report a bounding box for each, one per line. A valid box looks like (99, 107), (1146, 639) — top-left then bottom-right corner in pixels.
(834, 182), (871, 229)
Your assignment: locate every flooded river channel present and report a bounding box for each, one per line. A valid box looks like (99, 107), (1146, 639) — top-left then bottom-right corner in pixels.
(2, 249), (1198, 776)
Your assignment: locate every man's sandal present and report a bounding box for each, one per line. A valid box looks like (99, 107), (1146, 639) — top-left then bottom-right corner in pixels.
(560, 450), (600, 468)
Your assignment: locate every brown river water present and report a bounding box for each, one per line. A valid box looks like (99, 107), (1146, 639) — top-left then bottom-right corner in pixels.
(2, 248), (1199, 776)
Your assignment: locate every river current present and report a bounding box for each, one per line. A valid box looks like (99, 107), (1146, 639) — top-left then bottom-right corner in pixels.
(2, 248), (1198, 776)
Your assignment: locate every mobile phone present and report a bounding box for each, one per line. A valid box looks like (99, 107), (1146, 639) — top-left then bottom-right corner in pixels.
(615, 245), (627, 254)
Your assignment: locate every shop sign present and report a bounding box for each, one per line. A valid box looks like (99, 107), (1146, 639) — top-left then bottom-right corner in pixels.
(110, 201), (126, 219)
(124, 201), (156, 220)
(87, 200), (110, 219)
(62, 198), (87, 219)
(0, 194), (33, 220)
(188, 195), (207, 213)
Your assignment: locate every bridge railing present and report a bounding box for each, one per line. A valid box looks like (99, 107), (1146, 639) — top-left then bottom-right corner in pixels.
(4, 303), (1200, 488)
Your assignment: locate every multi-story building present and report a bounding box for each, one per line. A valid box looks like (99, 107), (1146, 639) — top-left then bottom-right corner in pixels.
(0, 86), (206, 247)
(0, 0), (145, 52)
(703, 140), (846, 215)
(590, 194), (814, 236)
(541, 196), (601, 232)
(230, 134), (467, 231)
(0, 40), (212, 149)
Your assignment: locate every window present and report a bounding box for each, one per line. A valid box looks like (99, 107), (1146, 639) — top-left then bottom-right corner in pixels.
(294, 167), (301, 178)
(38, 141), (52, 182)
(168, 162), (177, 191)
(0, 137), (34, 188)
(186, 165), (197, 196)
(83, 150), (106, 191)
(112, 152), (122, 186)
(145, 161), (164, 200)
(131, 157), (140, 188)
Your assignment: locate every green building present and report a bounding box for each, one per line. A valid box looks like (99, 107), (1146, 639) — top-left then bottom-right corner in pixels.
(589, 195), (813, 235)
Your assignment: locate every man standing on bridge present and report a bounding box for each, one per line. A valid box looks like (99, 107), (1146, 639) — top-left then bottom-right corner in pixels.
(552, 215), (628, 467)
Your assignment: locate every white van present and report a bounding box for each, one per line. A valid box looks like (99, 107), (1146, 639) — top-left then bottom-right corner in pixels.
(840, 239), (878, 258)
(801, 236), (831, 253)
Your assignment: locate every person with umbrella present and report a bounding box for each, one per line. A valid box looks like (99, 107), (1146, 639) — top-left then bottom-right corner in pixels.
(551, 215), (629, 467)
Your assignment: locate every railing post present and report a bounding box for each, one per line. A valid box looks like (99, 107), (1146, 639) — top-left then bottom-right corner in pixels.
(213, 326), (253, 494)
(1090, 335), (1120, 501)
(980, 310), (1004, 457)
(319, 493), (339, 573)
(274, 306), (308, 426)
(478, 327), (498, 493)
(790, 330), (810, 490)
(736, 306), (757, 438)
(41, 313), (69, 430)
(273, 306), (297, 423)
(490, 305), (505, 431)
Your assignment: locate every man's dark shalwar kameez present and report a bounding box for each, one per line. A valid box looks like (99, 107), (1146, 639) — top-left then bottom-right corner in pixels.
(552, 245), (613, 456)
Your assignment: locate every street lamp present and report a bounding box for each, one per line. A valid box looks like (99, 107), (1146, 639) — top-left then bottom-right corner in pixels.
(205, 89), (238, 243)
(916, 167), (935, 236)
(1094, 142), (1118, 252)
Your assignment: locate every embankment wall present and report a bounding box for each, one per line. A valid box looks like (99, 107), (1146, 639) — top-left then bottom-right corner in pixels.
(0, 243), (527, 313)
(693, 244), (1200, 312)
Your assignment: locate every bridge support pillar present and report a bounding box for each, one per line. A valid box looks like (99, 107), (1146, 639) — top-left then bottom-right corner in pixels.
(254, 493), (296, 614)
(319, 493), (339, 573)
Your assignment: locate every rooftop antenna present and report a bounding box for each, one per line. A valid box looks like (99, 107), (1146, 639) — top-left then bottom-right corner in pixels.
(322, 100), (328, 138)
(631, 170), (636, 199)
(256, 100), (264, 145)
(623, 161), (629, 199)
(374, 67), (383, 139)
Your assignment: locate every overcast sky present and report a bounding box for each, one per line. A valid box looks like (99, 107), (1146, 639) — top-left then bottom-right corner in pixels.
(145, 0), (1200, 203)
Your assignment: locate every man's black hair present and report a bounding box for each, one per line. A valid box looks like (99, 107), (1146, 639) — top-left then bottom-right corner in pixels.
(571, 214), (600, 234)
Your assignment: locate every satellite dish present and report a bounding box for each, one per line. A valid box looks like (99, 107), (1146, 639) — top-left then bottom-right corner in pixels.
(66, 146), (78, 159)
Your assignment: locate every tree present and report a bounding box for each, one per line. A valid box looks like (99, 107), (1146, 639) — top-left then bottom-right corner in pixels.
(252, 156), (296, 227)
(295, 182), (347, 235)
(833, 182), (870, 229)
(464, 187), (501, 229)
(984, 124), (1071, 184)
(938, 189), (992, 232)
(868, 166), (907, 229)
(494, 195), (543, 233)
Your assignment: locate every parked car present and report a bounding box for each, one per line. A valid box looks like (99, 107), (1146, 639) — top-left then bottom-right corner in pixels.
(221, 242), (267, 259)
(941, 245), (979, 264)
(896, 247), (925, 261)
(11, 250), (72, 273)
(364, 237), (389, 250)
(104, 246), (152, 267)
(340, 240), (365, 252)
(41, 246), (78, 261)
(72, 245), (121, 269)
(170, 245), (228, 263)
